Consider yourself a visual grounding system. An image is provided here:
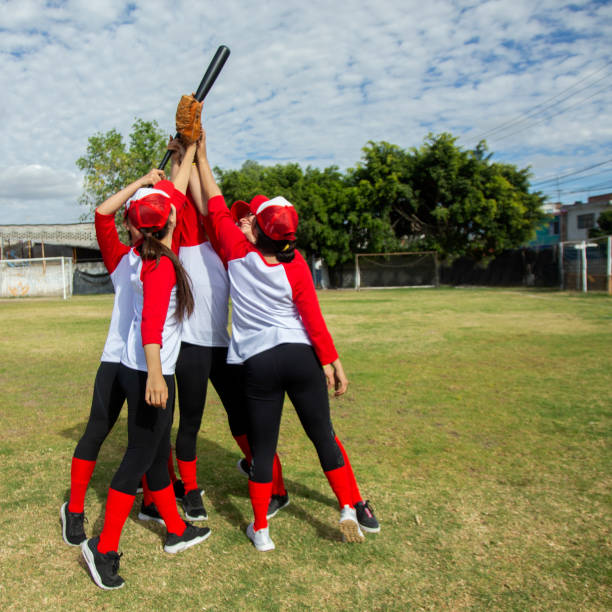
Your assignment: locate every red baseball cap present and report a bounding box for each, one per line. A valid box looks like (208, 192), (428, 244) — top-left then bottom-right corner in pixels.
(125, 187), (172, 232)
(230, 194), (270, 223)
(231, 194), (298, 241)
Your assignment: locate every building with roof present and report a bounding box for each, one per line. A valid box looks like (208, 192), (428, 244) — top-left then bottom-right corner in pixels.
(0, 222), (111, 295)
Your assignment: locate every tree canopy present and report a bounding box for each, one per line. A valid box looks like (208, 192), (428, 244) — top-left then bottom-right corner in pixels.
(348, 134), (546, 258)
(77, 121), (546, 263)
(76, 118), (167, 220)
(589, 209), (612, 238)
(215, 161), (398, 267)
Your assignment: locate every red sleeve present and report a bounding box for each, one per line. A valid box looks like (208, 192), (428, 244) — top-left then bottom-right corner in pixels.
(201, 211), (228, 265)
(284, 251), (338, 365)
(95, 210), (130, 274)
(141, 257), (176, 347)
(206, 194), (252, 263)
(153, 179), (187, 255)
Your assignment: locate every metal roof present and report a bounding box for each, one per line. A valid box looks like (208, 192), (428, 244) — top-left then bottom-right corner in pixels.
(0, 223), (98, 249)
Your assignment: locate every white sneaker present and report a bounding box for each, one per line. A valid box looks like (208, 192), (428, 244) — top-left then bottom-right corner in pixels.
(246, 522), (275, 552)
(339, 505), (365, 543)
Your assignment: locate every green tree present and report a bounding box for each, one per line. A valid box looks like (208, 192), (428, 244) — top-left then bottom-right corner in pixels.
(589, 209), (612, 238)
(76, 119), (168, 220)
(349, 134), (546, 259)
(216, 161), (345, 264)
(216, 160), (399, 269)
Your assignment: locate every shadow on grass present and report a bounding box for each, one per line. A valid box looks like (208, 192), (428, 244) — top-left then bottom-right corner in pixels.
(59, 423), (342, 543)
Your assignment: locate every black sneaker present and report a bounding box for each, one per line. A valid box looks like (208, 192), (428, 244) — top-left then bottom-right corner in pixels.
(81, 536), (124, 590)
(136, 480), (143, 494)
(164, 522), (211, 554)
(138, 501), (164, 525)
(355, 500), (380, 533)
(266, 493), (290, 519)
(173, 479), (185, 501)
(182, 488), (208, 521)
(60, 502), (86, 546)
(236, 458), (250, 477)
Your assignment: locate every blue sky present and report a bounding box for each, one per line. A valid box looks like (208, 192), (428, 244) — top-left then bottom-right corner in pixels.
(0, 0), (610, 224)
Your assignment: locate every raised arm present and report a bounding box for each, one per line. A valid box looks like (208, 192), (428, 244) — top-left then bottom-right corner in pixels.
(96, 168), (165, 216)
(171, 141), (197, 195)
(195, 129), (222, 205)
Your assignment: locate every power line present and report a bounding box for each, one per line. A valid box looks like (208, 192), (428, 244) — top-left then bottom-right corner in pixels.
(489, 80), (610, 143)
(472, 61), (612, 142)
(540, 182), (612, 197)
(532, 159), (612, 186)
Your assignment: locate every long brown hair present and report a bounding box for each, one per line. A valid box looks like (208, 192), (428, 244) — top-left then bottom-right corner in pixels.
(138, 224), (194, 322)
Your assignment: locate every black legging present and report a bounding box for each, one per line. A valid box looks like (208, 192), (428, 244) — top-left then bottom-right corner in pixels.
(109, 365), (175, 494)
(174, 342), (247, 461)
(73, 361), (125, 462)
(244, 343), (343, 483)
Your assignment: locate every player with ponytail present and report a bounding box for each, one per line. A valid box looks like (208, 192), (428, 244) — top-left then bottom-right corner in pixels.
(60, 168), (162, 548)
(81, 142), (211, 591)
(193, 130), (379, 552)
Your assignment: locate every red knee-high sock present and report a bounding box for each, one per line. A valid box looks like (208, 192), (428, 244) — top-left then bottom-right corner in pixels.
(271, 454), (287, 496)
(167, 449), (178, 483)
(97, 488), (135, 554)
(68, 457), (96, 513)
(141, 475), (153, 506)
(176, 458), (198, 493)
(334, 437), (362, 505)
(233, 434), (252, 462)
(150, 484), (186, 536)
(324, 465), (353, 509)
(234, 435), (286, 497)
(249, 480), (273, 531)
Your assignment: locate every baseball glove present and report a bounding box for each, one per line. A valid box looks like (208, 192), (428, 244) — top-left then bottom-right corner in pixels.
(175, 94), (203, 145)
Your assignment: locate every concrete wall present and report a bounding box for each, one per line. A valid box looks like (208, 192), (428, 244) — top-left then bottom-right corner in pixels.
(0, 258), (73, 298)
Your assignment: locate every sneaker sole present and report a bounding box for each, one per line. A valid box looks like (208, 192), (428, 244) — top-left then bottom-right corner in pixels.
(164, 528), (211, 554)
(340, 518), (365, 543)
(251, 540), (275, 552)
(359, 523), (381, 534)
(137, 511), (165, 525)
(266, 498), (290, 519)
(60, 502), (85, 547)
(184, 511), (208, 521)
(81, 540), (124, 590)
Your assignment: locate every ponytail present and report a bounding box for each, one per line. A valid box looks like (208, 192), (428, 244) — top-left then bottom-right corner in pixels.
(254, 220), (296, 262)
(139, 225), (194, 322)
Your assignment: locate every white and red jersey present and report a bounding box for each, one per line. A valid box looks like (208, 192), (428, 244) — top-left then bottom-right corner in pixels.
(95, 211), (138, 363)
(206, 194), (338, 366)
(120, 256), (182, 375)
(177, 193), (230, 347)
(95, 180), (187, 374)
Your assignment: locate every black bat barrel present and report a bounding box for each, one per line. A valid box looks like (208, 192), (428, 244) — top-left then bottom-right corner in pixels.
(158, 45), (230, 170)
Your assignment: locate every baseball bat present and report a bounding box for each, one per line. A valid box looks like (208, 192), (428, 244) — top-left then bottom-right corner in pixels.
(158, 44), (230, 170)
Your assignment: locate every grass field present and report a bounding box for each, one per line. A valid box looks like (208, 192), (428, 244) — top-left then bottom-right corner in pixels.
(0, 288), (610, 611)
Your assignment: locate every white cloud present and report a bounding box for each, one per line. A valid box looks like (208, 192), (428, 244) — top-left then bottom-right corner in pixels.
(0, 165), (81, 200)
(0, 0), (610, 223)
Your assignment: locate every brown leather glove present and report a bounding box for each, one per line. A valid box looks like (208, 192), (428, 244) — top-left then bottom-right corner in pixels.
(175, 94), (203, 145)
